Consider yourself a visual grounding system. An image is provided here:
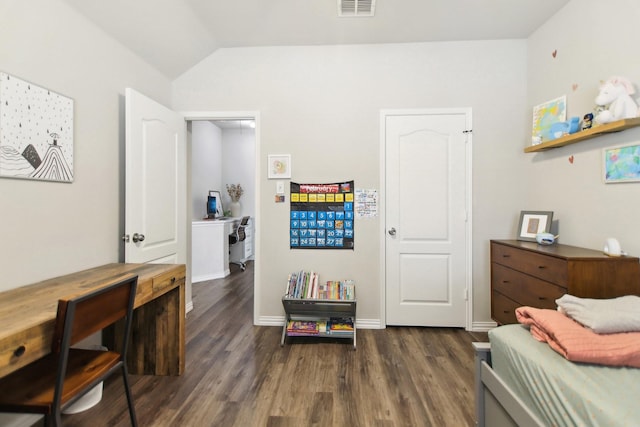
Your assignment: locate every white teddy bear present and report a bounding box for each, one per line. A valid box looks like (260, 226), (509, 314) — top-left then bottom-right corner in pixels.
(594, 76), (639, 124)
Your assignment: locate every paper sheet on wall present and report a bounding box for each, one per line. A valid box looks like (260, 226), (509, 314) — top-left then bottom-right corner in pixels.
(355, 189), (377, 218)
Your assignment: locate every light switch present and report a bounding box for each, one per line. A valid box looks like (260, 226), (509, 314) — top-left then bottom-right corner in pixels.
(276, 181), (285, 194)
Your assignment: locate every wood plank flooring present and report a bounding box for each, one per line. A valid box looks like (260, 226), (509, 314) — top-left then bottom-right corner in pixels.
(62, 262), (488, 427)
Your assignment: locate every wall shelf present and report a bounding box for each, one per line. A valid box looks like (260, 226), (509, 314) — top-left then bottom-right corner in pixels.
(524, 117), (640, 153)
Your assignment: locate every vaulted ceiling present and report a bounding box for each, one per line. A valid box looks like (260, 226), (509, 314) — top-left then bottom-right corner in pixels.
(60, 0), (570, 79)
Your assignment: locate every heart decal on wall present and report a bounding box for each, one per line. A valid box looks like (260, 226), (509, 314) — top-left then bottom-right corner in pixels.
(568, 155), (574, 164)
(552, 49), (557, 58)
(572, 83), (578, 91)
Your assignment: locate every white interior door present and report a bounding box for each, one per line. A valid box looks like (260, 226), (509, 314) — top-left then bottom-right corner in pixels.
(384, 109), (471, 327)
(125, 88), (186, 264)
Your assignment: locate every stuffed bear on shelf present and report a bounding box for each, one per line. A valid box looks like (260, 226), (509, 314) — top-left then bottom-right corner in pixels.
(594, 76), (640, 124)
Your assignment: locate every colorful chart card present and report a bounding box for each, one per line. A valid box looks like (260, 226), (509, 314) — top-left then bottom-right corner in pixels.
(290, 181), (354, 249)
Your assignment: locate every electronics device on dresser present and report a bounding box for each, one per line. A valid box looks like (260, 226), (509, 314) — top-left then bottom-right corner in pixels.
(206, 196), (217, 219)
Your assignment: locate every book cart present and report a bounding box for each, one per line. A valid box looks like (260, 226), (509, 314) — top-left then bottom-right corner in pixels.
(281, 273), (356, 349)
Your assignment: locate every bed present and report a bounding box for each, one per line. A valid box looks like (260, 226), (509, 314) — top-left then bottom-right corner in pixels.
(474, 324), (640, 427)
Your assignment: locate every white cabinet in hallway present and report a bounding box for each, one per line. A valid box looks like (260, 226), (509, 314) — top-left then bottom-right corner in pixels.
(191, 219), (236, 282)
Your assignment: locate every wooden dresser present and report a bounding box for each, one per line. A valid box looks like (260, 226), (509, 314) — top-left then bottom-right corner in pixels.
(491, 240), (640, 325)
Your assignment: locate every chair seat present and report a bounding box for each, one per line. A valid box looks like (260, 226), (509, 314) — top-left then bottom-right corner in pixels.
(0, 349), (121, 414)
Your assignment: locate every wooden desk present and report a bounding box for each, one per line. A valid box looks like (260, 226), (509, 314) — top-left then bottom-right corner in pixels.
(0, 263), (186, 378)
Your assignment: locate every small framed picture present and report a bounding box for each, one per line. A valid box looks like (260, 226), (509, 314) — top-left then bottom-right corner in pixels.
(517, 211), (553, 242)
(603, 143), (640, 183)
(532, 95), (566, 142)
(268, 154), (291, 179)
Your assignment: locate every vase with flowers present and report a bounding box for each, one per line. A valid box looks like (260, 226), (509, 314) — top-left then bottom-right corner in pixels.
(226, 183), (244, 217)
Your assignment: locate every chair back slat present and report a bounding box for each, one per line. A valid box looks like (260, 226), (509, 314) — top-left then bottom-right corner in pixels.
(236, 216), (250, 242)
(52, 276), (137, 353)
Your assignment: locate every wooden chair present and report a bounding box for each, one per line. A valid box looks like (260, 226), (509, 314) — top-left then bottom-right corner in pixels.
(0, 275), (139, 426)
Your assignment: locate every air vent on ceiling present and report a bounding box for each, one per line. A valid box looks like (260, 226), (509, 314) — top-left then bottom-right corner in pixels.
(338, 0), (376, 17)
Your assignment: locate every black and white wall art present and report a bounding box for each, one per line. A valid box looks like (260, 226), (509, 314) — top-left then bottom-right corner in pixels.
(0, 72), (74, 182)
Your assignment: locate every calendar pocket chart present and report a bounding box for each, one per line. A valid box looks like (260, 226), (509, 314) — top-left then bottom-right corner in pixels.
(290, 181), (354, 249)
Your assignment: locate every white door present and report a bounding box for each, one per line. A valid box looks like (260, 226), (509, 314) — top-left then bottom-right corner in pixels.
(384, 109), (471, 327)
(125, 88), (186, 264)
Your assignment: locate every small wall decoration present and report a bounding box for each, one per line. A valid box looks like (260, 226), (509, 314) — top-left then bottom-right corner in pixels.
(517, 211), (553, 242)
(603, 144), (640, 183)
(290, 181), (354, 249)
(268, 154), (291, 179)
(532, 96), (566, 143)
(0, 72), (74, 182)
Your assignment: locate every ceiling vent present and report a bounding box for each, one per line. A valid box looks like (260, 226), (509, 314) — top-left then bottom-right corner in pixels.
(338, 0), (376, 17)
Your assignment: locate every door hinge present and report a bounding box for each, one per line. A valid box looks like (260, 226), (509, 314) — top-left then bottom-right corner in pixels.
(462, 129), (472, 134)
(464, 288), (468, 301)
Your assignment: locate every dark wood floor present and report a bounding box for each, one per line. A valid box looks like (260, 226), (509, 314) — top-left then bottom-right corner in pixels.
(62, 261), (488, 427)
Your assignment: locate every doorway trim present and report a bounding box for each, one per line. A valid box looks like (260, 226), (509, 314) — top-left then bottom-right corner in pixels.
(379, 108), (473, 330)
(182, 110), (261, 324)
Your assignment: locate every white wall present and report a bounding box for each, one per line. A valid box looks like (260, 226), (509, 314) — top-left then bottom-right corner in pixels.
(221, 127), (256, 219)
(173, 41), (528, 326)
(191, 121), (222, 219)
(191, 123), (255, 219)
(0, 0), (171, 290)
(525, 0), (640, 257)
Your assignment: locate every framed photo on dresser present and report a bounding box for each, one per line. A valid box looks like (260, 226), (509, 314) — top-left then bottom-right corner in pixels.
(517, 211), (553, 241)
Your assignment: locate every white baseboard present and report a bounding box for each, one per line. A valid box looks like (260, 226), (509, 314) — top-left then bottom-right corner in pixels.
(354, 318), (383, 329)
(192, 271), (228, 283)
(257, 316), (284, 326)
(471, 321), (497, 332)
(185, 300), (194, 314)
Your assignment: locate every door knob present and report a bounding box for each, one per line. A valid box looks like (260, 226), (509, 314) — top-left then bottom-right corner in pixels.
(122, 234), (130, 243)
(388, 227), (396, 236)
(132, 233), (145, 243)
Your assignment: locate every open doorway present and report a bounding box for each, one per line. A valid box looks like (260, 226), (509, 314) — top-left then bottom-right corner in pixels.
(185, 111), (260, 323)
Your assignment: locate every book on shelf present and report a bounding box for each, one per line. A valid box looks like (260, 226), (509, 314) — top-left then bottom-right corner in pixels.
(287, 320), (319, 335)
(284, 271), (355, 301)
(285, 319), (353, 336)
(329, 317), (354, 333)
(286, 320), (330, 336)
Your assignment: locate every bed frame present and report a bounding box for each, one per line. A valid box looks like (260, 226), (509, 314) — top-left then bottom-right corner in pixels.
(473, 342), (545, 427)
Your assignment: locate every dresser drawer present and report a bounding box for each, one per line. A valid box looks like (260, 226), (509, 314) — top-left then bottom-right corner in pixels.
(492, 263), (565, 309)
(491, 242), (567, 286)
(491, 291), (519, 325)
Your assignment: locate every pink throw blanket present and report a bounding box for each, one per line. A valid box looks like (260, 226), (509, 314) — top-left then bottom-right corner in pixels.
(515, 306), (640, 368)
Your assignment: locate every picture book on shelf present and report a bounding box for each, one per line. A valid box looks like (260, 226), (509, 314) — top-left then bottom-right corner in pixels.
(284, 271), (355, 300)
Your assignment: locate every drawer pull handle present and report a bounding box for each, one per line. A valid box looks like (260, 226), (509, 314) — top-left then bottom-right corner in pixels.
(171, 277), (176, 283)
(538, 297), (547, 300)
(502, 254), (510, 258)
(502, 280), (510, 284)
(14, 345), (26, 357)
(503, 310), (510, 314)
(538, 265), (547, 269)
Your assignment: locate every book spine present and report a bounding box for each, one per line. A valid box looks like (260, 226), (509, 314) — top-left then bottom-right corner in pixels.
(285, 273), (355, 300)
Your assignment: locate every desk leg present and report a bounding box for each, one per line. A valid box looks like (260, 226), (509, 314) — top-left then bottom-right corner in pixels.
(107, 284), (185, 376)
